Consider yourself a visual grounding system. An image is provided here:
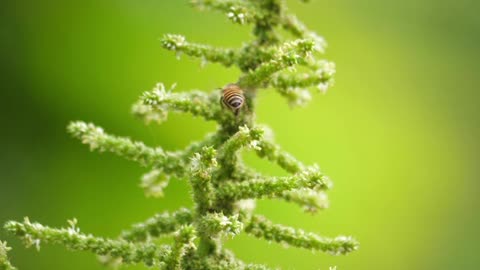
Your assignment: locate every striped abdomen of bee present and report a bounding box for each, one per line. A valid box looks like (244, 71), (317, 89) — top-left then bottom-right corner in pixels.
(221, 84), (246, 116)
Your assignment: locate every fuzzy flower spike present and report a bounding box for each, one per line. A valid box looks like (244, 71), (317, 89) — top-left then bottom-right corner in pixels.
(4, 0), (358, 269)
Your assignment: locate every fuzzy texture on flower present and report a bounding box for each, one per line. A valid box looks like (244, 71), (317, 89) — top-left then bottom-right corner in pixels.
(4, 218), (172, 267)
(4, 1), (358, 269)
(197, 213), (243, 238)
(244, 215), (359, 254)
(217, 166), (332, 201)
(0, 241), (16, 270)
(282, 189), (330, 213)
(161, 35), (238, 67)
(121, 208), (194, 242)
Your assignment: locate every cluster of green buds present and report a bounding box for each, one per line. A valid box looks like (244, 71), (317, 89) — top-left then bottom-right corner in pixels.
(0, 241), (16, 270)
(3, 1), (358, 269)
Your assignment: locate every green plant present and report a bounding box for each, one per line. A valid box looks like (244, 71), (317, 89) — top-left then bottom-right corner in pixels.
(0, 241), (15, 270)
(3, 0), (358, 269)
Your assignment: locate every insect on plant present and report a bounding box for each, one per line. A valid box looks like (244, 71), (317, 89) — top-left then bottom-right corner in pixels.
(221, 84), (248, 116)
(1, 1), (358, 269)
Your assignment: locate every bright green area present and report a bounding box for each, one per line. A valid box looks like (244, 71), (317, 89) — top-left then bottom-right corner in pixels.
(1, 0), (479, 269)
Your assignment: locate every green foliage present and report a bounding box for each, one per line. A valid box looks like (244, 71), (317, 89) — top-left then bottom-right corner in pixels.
(3, 0), (358, 269)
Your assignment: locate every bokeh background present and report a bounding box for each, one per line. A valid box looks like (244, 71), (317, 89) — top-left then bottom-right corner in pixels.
(1, 0), (479, 269)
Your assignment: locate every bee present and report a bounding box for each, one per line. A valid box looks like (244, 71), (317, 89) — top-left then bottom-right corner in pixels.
(221, 83), (246, 116)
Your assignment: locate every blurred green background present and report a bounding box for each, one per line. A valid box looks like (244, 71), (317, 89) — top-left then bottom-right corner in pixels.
(1, 0), (479, 269)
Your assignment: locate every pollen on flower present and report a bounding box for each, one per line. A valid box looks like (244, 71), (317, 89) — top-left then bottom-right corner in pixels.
(249, 140), (261, 151)
(190, 153), (202, 172)
(162, 34), (186, 50)
(234, 199), (256, 213)
(218, 215), (231, 227)
(309, 33), (327, 53)
(317, 82), (329, 94)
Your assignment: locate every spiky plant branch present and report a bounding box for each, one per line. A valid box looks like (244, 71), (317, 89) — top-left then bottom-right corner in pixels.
(121, 208), (194, 242)
(244, 215), (357, 255)
(4, 0), (358, 269)
(5, 219), (172, 267)
(0, 241), (16, 270)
